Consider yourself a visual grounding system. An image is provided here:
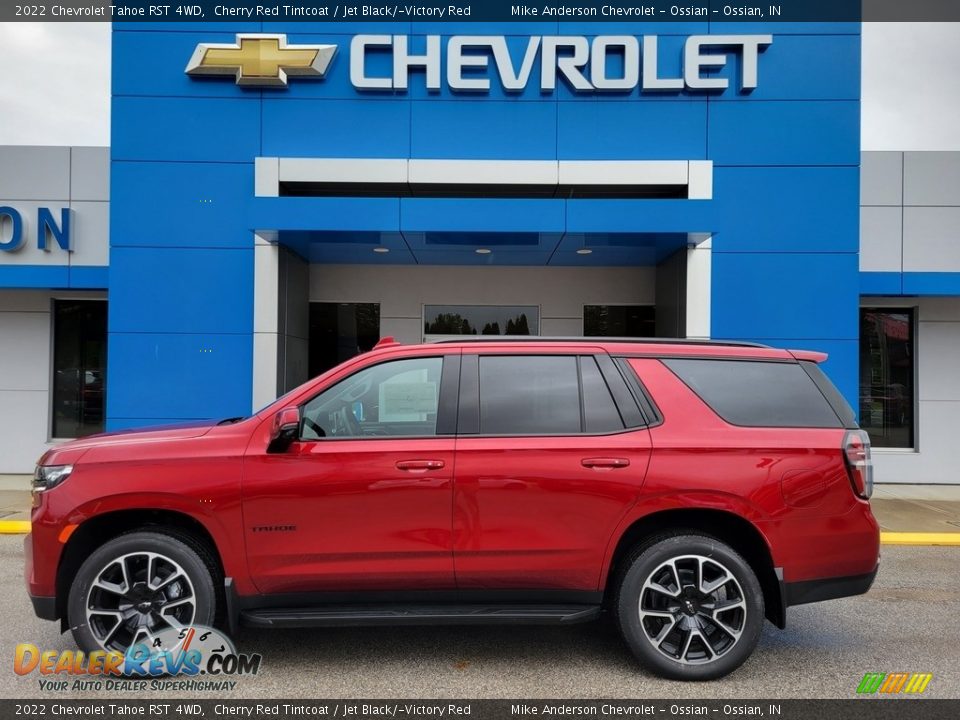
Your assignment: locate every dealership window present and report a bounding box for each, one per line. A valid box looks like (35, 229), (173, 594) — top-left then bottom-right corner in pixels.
(860, 308), (915, 449)
(423, 305), (539, 339)
(584, 305), (655, 337)
(51, 299), (107, 439)
(309, 303), (380, 378)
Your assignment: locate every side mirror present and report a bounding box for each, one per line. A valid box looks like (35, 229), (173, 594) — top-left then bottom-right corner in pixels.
(268, 406), (300, 453)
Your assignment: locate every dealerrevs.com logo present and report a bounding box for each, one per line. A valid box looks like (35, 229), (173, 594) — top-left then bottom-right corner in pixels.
(15, 626), (261, 692)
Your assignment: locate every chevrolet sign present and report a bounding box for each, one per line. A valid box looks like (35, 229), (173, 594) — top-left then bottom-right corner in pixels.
(187, 34), (772, 93)
(351, 34), (773, 93)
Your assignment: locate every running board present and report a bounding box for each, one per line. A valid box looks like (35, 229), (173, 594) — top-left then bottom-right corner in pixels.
(240, 603), (601, 629)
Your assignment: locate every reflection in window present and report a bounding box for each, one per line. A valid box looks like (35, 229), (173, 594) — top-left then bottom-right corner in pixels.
(860, 308), (915, 449)
(478, 356), (580, 435)
(584, 305), (655, 337)
(52, 300), (107, 438)
(424, 305), (538, 337)
(301, 357), (442, 440)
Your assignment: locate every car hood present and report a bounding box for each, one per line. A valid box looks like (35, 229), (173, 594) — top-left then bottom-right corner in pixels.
(43, 420), (218, 460)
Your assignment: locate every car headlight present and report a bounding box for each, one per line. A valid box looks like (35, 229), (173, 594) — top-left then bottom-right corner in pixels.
(32, 464), (73, 492)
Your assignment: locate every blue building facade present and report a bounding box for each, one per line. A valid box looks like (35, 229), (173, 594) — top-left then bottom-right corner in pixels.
(106, 20), (862, 430)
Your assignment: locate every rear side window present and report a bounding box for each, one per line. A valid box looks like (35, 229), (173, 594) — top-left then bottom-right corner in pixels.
(581, 357), (625, 433)
(662, 359), (842, 428)
(801, 361), (858, 429)
(479, 356), (581, 434)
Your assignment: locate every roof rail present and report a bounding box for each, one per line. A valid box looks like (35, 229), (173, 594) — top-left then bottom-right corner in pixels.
(430, 336), (771, 349)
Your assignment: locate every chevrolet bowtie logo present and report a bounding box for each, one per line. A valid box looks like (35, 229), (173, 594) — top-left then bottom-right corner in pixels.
(185, 34), (337, 87)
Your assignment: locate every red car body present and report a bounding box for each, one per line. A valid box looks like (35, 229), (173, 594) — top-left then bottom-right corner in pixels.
(26, 339), (880, 641)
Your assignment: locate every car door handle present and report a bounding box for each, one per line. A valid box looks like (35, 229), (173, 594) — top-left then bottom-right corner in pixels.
(396, 460), (446, 471)
(581, 457), (630, 469)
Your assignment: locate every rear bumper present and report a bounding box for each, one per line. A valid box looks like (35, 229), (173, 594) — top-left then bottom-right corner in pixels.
(784, 565), (878, 607)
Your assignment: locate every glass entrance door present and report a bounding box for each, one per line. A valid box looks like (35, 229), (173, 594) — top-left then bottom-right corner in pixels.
(308, 303), (380, 377)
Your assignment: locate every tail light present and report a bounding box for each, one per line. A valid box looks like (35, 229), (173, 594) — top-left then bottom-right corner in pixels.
(843, 430), (873, 499)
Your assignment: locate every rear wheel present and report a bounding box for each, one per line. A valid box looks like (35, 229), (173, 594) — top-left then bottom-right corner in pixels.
(67, 531), (217, 654)
(615, 534), (764, 680)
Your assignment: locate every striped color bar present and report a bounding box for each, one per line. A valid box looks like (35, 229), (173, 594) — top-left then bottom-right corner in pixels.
(857, 672), (933, 694)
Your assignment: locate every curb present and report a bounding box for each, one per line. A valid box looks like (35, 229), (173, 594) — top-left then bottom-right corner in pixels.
(0, 522), (959, 545)
(0, 520), (31, 534)
(879, 531), (960, 546)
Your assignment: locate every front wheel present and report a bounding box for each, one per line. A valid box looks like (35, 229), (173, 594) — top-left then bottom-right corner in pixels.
(615, 534), (764, 680)
(67, 531), (217, 654)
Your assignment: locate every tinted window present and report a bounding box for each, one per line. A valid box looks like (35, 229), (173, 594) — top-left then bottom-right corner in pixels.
(301, 357), (442, 439)
(663, 359), (842, 428)
(802, 361), (857, 429)
(308, 302), (380, 379)
(584, 305), (655, 338)
(581, 357), (624, 433)
(52, 300), (107, 438)
(860, 308), (914, 448)
(478, 356), (580, 435)
(424, 305), (538, 337)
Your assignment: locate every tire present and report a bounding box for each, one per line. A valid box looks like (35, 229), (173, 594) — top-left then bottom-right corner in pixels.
(614, 534), (764, 681)
(68, 531), (217, 654)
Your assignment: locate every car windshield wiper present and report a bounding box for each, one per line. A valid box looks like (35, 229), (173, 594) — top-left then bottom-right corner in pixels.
(216, 416), (246, 425)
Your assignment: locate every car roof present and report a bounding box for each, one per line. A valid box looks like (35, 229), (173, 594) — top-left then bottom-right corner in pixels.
(371, 337), (827, 363)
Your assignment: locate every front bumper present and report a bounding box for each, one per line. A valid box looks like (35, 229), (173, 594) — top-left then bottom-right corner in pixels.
(29, 593), (58, 621)
(783, 564), (879, 607)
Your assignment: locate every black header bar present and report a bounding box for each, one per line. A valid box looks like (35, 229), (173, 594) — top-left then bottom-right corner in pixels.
(5, 0), (960, 23)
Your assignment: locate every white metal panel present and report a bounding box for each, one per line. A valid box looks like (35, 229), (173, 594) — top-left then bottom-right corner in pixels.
(0, 146), (70, 201)
(0, 390), (54, 473)
(557, 160), (687, 187)
(685, 238), (712, 340)
(68, 201), (109, 266)
(409, 159), (556, 185)
(279, 157), (409, 185)
(903, 151), (960, 206)
(860, 151), (903, 207)
(687, 161), (714, 200)
(70, 147), (110, 202)
(859, 206), (903, 272)
(254, 157), (279, 198)
(902, 207), (960, 272)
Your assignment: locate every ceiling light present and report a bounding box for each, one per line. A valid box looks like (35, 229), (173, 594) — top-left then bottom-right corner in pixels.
(373, 247), (390, 253)
(576, 248), (593, 255)
(475, 248), (492, 255)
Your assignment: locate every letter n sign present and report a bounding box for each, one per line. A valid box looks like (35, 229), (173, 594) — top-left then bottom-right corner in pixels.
(0, 206), (72, 253)
(38, 207), (72, 252)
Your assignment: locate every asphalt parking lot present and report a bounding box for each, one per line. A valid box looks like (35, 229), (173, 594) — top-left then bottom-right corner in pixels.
(1, 536), (957, 700)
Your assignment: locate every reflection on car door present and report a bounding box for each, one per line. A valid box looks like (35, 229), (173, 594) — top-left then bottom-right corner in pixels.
(452, 353), (652, 591)
(243, 353), (460, 594)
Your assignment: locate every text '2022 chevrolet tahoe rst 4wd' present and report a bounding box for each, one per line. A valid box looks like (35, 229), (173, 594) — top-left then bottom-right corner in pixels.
(26, 338), (879, 680)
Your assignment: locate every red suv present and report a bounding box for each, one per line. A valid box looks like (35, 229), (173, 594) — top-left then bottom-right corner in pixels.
(26, 338), (879, 680)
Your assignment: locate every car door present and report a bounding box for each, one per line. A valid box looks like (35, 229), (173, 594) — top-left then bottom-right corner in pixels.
(243, 352), (460, 595)
(452, 351), (652, 591)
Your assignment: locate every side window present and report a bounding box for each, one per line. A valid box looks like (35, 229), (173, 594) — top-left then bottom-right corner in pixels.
(301, 357), (443, 439)
(663, 358), (842, 428)
(478, 356), (580, 435)
(581, 357), (625, 433)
